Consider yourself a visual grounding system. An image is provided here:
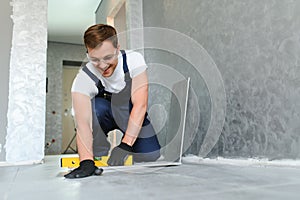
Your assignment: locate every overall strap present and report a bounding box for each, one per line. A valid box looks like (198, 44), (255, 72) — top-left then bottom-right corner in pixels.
(82, 66), (102, 87)
(120, 50), (150, 126)
(82, 66), (112, 100)
(120, 50), (129, 74)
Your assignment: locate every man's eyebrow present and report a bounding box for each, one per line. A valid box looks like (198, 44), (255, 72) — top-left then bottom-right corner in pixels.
(91, 52), (115, 58)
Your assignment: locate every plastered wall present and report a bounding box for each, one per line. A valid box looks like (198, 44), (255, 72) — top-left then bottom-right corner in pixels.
(143, 0), (300, 159)
(45, 42), (85, 155)
(0, 0), (13, 161)
(5, 0), (47, 162)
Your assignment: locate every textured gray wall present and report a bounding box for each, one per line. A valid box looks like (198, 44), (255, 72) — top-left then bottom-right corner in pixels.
(143, 0), (300, 159)
(0, 0), (13, 161)
(46, 42), (85, 155)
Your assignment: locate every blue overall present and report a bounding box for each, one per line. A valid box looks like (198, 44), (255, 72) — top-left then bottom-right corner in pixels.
(83, 50), (161, 162)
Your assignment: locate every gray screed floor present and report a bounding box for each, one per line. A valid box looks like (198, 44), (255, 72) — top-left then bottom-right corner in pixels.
(1, 155), (300, 200)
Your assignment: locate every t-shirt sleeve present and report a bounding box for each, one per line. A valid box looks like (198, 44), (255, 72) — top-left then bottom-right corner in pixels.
(126, 51), (148, 78)
(71, 70), (98, 98)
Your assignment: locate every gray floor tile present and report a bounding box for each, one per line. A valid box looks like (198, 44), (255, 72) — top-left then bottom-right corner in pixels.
(1, 155), (300, 200)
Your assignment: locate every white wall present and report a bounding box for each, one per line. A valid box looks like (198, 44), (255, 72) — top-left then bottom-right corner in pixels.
(5, 0), (48, 163)
(0, 0), (13, 161)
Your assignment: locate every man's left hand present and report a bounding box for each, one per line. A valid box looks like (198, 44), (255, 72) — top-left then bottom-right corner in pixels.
(107, 142), (133, 166)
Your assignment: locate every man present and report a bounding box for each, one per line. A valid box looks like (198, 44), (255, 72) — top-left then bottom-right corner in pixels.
(64, 24), (161, 179)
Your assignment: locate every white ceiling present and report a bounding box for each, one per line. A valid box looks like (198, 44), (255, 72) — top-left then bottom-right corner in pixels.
(48, 0), (102, 45)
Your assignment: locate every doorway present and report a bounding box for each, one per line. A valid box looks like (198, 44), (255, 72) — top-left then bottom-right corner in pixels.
(61, 65), (79, 154)
(44, 0), (144, 157)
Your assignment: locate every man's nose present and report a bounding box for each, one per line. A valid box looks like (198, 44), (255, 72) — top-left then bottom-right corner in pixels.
(98, 61), (109, 69)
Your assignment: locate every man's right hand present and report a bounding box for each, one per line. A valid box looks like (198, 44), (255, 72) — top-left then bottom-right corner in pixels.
(64, 160), (103, 179)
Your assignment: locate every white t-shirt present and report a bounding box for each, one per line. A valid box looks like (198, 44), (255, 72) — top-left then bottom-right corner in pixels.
(71, 50), (147, 98)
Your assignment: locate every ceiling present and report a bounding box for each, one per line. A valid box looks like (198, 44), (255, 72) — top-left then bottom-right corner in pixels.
(48, 0), (102, 45)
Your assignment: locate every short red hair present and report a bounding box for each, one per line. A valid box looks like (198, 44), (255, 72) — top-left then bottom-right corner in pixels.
(84, 24), (118, 49)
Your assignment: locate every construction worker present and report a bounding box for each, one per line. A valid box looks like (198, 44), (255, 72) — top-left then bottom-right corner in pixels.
(64, 24), (161, 178)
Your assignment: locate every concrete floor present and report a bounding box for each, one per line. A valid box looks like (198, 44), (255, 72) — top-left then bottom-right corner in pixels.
(1, 156), (300, 200)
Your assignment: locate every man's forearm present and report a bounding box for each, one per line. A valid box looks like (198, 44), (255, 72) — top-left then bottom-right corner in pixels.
(76, 125), (94, 161)
(122, 104), (147, 146)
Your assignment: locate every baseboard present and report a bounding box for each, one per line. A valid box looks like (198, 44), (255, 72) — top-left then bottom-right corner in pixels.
(0, 159), (44, 167)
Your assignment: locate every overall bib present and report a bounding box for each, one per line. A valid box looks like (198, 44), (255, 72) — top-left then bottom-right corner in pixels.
(83, 50), (161, 162)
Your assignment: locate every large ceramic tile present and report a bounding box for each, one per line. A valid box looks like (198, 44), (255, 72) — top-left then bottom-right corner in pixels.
(1, 155), (300, 200)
